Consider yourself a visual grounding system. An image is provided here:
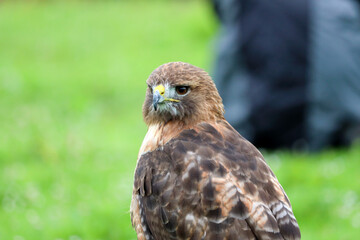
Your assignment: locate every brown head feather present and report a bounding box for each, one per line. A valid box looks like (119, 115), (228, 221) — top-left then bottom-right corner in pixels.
(142, 62), (225, 126)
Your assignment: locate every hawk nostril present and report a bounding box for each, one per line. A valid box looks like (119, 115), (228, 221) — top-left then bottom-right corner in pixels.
(154, 85), (165, 96)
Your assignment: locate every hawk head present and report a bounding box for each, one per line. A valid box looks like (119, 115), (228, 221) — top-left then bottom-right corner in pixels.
(143, 62), (225, 125)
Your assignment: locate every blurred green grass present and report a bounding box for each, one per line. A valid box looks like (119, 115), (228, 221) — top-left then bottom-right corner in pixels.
(0, 1), (359, 240)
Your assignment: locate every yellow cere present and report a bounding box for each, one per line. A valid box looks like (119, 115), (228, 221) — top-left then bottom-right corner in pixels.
(165, 98), (180, 102)
(154, 85), (165, 96)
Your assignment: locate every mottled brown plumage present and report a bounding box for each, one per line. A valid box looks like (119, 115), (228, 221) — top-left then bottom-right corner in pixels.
(131, 62), (301, 240)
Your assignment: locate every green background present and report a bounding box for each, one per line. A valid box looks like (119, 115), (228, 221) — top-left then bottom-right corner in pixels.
(0, 1), (359, 239)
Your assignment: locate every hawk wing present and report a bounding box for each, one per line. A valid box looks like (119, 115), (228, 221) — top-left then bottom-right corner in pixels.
(131, 121), (300, 240)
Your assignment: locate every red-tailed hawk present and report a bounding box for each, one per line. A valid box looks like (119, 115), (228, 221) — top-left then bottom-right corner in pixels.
(131, 62), (301, 240)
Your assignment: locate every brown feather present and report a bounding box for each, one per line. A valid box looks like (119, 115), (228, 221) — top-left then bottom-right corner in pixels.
(131, 62), (301, 240)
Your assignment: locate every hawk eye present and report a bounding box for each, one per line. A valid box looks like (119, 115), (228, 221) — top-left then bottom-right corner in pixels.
(175, 86), (189, 95)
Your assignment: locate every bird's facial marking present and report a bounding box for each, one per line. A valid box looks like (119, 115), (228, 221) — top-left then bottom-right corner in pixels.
(152, 84), (181, 112)
(147, 84), (153, 94)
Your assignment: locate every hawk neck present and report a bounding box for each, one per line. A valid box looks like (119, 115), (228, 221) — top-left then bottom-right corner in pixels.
(137, 119), (231, 159)
(138, 121), (190, 158)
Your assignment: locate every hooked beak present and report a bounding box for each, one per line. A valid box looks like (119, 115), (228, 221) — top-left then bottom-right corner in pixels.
(152, 84), (180, 111)
(153, 90), (164, 111)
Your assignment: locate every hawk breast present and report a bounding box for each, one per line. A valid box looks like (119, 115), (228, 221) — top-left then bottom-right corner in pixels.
(132, 120), (300, 240)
